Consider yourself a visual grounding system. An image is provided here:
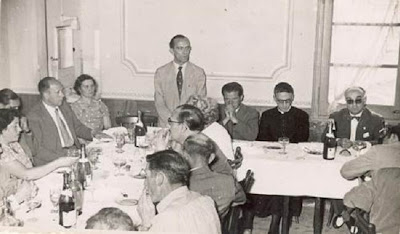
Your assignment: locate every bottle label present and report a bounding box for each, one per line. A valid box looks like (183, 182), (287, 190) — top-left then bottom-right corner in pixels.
(136, 136), (146, 147)
(327, 148), (336, 159)
(62, 210), (76, 227)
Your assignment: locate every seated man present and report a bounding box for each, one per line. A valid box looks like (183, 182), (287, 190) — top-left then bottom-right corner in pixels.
(137, 150), (221, 233)
(323, 86), (385, 146)
(219, 82), (259, 140)
(27, 77), (108, 166)
(341, 125), (400, 180)
(244, 82), (309, 234)
(343, 168), (400, 234)
(182, 133), (236, 219)
(85, 207), (136, 231)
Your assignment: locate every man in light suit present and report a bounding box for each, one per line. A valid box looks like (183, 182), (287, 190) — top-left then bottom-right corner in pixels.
(27, 77), (108, 166)
(154, 34), (207, 127)
(219, 82), (259, 141)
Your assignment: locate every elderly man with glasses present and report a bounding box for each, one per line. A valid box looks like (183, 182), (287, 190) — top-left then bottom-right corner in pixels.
(323, 86), (385, 146)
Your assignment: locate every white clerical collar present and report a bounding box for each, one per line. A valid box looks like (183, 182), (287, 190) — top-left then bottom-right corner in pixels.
(278, 106), (291, 114)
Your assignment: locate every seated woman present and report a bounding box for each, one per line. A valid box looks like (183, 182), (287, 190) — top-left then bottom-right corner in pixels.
(186, 95), (235, 160)
(0, 109), (78, 204)
(0, 88), (33, 161)
(71, 74), (111, 131)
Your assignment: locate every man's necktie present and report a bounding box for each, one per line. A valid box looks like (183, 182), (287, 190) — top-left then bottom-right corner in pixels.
(177, 66), (183, 99)
(55, 108), (74, 147)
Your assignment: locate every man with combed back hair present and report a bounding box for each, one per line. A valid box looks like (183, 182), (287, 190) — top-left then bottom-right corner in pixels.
(137, 150), (221, 233)
(85, 207), (136, 231)
(182, 133), (236, 219)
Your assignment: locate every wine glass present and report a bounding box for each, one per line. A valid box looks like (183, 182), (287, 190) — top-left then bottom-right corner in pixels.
(49, 188), (61, 214)
(353, 141), (366, 157)
(278, 137), (290, 154)
(114, 133), (125, 153)
(113, 155), (127, 176)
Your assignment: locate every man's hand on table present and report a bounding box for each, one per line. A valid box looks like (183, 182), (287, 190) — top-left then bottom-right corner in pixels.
(137, 188), (156, 231)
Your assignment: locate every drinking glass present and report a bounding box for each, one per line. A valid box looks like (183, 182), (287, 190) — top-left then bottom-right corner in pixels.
(49, 188), (61, 213)
(113, 155), (127, 176)
(114, 133), (125, 153)
(353, 141), (366, 157)
(67, 148), (80, 157)
(278, 137), (290, 154)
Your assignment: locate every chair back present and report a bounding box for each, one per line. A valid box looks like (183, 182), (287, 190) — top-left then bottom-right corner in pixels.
(228, 146), (244, 170)
(352, 208), (376, 234)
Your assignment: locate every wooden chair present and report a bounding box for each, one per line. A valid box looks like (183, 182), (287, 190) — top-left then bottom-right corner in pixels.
(223, 170), (255, 234)
(349, 208), (376, 234)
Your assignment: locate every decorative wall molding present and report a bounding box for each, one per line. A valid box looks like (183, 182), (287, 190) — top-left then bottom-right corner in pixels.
(120, 0), (294, 80)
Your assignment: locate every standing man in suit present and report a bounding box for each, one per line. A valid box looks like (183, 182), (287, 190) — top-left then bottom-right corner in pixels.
(154, 34), (207, 127)
(219, 82), (259, 141)
(27, 77), (108, 166)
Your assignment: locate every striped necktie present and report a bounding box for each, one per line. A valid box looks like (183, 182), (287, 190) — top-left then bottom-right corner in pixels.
(177, 66), (183, 98)
(55, 108), (74, 147)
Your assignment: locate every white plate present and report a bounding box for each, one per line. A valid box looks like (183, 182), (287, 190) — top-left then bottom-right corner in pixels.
(115, 197), (138, 206)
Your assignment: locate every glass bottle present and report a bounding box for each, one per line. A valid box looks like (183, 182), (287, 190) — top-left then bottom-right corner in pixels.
(59, 173), (76, 228)
(77, 144), (92, 189)
(135, 110), (147, 147)
(323, 119), (336, 160)
(69, 171), (83, 216)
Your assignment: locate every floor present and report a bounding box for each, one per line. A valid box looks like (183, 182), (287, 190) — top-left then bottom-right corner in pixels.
(252, 199), (349, 234)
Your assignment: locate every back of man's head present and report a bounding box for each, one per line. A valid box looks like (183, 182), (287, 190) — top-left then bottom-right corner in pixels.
(175, 104), (205, 131)
(146, 150), (190, 186)
(222, 82), (244, 96)
(183, 133), (216, 163)
(85, 207), (136, 231)
(274, 82), (294, 95)
(38, 77), (58, 95)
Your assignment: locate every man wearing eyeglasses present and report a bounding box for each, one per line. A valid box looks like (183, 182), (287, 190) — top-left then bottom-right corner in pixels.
(242, 82), (309, 234)
(324, 86), (384, 146)
(154, 34), (207, 128)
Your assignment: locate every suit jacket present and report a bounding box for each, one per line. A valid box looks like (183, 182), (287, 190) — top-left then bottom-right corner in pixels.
(154, 61), (207, 127)
(257, 106), (309, 143)
(27, 101), (93, 166)
(219, 104), (259, 141)
(323, 108), (384, 144)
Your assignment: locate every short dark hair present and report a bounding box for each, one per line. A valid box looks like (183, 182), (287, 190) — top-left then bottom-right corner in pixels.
(73, 74), (98, 96)
(0, 89), (19, 106)
(387, 124), (400, 140)
(169, 34), (188, 48)
(146, 150), (190, 186)
(85, 207), (136, 231)
(274, 82), (294, 95)
(222, 82), (244, 96)
(175, 104), (205, 131)
(0, 109), (21, 133)
(183, 133), (216, 162)
(38, 77), (58, 95)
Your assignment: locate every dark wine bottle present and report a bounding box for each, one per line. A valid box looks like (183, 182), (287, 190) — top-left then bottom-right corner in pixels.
(135, 110), (147, 147)
(323, 119), (336, 160)
(59, 173), (77, 228)
(77, 144), (92, 189)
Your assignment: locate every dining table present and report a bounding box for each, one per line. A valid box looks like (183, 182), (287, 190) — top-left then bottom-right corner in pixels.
(13, 127), (157, 232)
(233, 140), (362, 234)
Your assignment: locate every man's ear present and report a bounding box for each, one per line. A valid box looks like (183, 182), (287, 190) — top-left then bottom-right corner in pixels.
(208, 153), (216, 164)
(155, 171), (165, 186)
(240, 95), (244, 102)
(169, 48), (174, 56)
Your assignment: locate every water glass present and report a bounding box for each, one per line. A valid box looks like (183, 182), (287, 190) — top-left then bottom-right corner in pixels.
(113, 155), (127, 176)
(49, 188), (61, 213)
(114, 133), (125, 153)
(278, 137), (290, 154)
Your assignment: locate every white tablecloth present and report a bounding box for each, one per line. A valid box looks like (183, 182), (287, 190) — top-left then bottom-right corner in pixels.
(234, 141), (358, 199)
(18, 138), (149, 230)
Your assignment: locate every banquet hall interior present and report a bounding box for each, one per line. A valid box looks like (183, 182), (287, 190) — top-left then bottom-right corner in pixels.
(0, 0), (399, 233)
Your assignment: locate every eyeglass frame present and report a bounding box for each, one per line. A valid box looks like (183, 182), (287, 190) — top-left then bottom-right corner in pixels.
(346, 98), (363, 105)
(168, 117), (183, 124)
(275, 98), (293, 105)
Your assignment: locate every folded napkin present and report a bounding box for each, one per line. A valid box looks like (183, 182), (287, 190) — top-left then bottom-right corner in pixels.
(298, 142), (323, 155)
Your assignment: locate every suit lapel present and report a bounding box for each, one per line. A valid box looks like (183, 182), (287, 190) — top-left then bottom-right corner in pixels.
(39, 103), (61, 148)
(59, 103), (78, 144)
(167, 62), (180, 106)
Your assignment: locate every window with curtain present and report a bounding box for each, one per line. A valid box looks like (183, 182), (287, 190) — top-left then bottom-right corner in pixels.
(327, 0), (400, 119)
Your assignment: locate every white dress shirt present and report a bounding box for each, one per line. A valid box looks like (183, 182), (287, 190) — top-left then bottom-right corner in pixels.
(350, 112), (362, 141)
(42, 102), (74, 147)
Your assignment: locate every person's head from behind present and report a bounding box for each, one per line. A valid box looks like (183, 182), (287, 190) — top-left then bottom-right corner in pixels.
(169, 34), (191, 65)
(145, 150), (190, 203)
(274, 82), (294, 113)
(0, 89), (21, 110)
(169, 104), (205, 143)
(85, 207), (136, 231)
(383, 125), (400, 144)
(38, 77), (65, 107)
(73, 74), (98, 98)
(344, 86), (367, 115)
(222, 82), (244, 110)
(0, 109), (22, 144)
(182, 133), (216, 168)
(186, 95), (219, 127)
